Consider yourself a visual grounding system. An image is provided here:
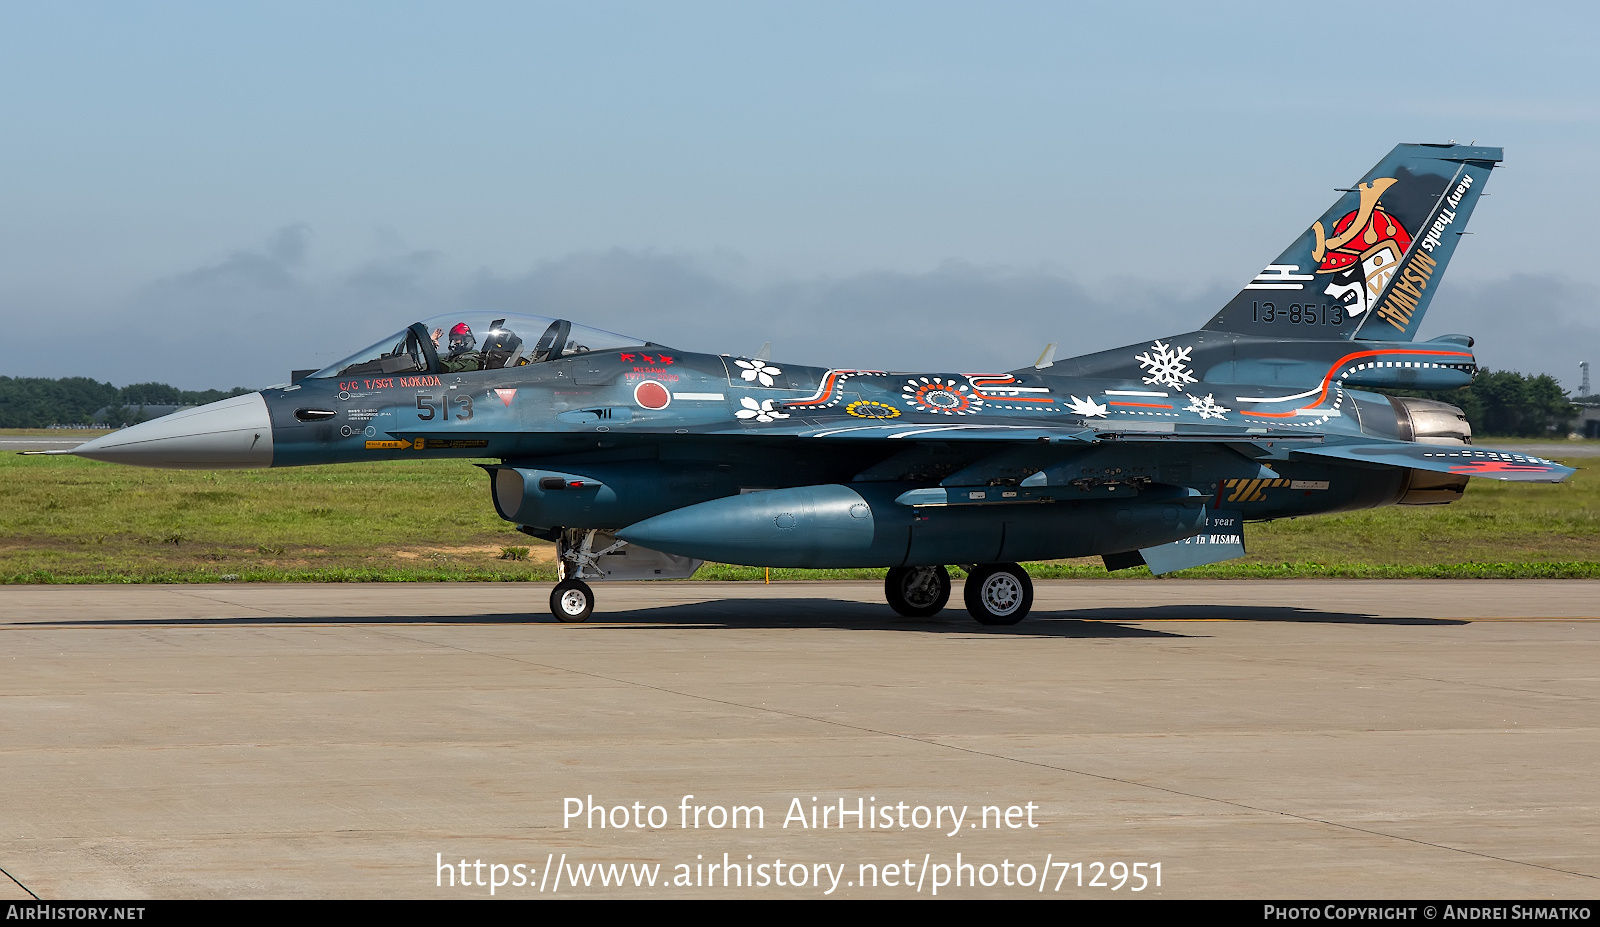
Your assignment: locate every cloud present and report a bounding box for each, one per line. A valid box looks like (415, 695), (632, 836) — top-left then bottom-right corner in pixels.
(464, 251), (1232, 373)
(157, 224), (311, 293)
(8, 232), (1596, 394)
(1423, 274), (1600, 393)
(77, 228), (449, 388)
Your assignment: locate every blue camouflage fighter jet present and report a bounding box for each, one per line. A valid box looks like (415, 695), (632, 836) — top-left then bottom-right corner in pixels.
(57, 143), (1574, 623)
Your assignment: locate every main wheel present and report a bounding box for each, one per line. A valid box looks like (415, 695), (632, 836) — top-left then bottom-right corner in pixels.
(962, 563), (1033, 626)
(884, 565), (951, 617)
(549, 578), (595, 623)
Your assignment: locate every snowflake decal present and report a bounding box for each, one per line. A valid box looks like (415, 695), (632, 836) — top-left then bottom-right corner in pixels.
(1184, 392), (1230, 420)
(1134, 340), (1197, 391)
(735, 396), (790, 423)
(1065, 395), (1108, 418)
(735, 358), (782, 387)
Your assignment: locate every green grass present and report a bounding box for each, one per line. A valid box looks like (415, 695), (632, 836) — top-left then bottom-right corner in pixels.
(2, 438), (1596, 583)
(1, 451), (559, 583)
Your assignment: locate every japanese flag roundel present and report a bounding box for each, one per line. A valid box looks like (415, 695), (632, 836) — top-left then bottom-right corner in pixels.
(634, 380), (671, 410)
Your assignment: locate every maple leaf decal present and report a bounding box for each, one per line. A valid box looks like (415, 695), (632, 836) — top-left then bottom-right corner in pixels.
(1066, 395), (1108, 418)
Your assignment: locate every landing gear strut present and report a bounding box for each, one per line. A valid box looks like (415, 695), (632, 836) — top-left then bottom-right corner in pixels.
(963, 563), (1033, 625)
(884, 565), (951, 617)
(549, 528), (624, 623)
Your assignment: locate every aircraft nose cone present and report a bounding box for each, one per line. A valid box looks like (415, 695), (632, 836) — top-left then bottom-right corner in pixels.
(71, 392), (274, 469)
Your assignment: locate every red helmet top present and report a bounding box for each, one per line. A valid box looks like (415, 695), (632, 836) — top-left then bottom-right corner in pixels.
(450, 322), (472, 337)
(1316, 208), (1412, 273)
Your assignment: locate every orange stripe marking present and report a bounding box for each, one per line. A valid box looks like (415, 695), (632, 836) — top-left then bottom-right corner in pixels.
(1238, 348), (1472, 417)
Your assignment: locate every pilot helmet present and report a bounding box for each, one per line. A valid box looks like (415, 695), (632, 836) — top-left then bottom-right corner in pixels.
(448, 322), (475, 352)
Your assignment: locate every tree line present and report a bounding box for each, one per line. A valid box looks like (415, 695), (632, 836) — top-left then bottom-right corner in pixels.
(1386, 370), (1581, 438)
(0, 377), (253, 428)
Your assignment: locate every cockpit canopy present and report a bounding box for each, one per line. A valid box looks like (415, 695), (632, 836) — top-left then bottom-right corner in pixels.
(307, 313), (651, 379)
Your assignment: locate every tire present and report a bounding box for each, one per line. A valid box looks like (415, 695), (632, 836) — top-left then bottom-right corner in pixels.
(884, 565), (951, 617)
(549, 579), (595, 623)
(963, 563), (1033, 626)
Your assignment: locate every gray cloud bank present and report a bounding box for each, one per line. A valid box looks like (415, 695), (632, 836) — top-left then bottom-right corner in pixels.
(10, 227), (1598, 394)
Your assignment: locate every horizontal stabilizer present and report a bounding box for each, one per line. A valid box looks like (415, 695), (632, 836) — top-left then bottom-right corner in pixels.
(1291, 444), (1574, 482)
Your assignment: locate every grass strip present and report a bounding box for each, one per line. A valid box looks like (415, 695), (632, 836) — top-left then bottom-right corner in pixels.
(5, 438), (1598, 583)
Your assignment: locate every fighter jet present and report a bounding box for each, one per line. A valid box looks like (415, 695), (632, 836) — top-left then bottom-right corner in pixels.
(53, 143), (1574, 624)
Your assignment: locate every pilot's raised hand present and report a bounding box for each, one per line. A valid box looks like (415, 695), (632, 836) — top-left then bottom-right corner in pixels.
(430, 327), (443, 345)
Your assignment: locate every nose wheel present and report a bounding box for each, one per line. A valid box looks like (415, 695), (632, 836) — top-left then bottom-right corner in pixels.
(884, 565), (951, 617)
(963, 563), (1033, 625)
(550, 578), (595, 622)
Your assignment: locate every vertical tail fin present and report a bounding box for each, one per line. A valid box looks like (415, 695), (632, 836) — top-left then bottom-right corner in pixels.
(1203, 143), (1501, 341)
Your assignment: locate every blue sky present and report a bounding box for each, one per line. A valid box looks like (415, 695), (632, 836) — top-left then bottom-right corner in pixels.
(3, 2), (1598, 389)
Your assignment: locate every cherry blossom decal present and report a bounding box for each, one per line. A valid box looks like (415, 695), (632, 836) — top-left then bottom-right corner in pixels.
(735, 359), (782, 387)
(736, 397), (790, 423)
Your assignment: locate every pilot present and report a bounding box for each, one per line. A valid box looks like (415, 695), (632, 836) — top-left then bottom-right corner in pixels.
(431, 322), (483, 372)
(481, 324), (524, 369)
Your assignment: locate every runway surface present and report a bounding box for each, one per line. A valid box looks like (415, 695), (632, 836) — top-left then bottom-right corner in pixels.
(1, 437), (95, 450)
(2, 580), (1597, 899)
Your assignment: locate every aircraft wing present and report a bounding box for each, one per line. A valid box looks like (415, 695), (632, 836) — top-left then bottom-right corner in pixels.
(1290, 443), (1575, 482)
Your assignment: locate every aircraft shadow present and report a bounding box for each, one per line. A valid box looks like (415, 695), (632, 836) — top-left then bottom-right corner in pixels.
(12, 600), (1465, 636)
(1033, 605), (1468, 626)
(12, 604), (1179, 639)
(564, 600), (1465, 633)
(564, 599), (1185, 638)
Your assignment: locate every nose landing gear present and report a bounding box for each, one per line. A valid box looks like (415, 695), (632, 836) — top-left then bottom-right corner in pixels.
(550, 579), (595, 623)
(548, 528), (620, 623)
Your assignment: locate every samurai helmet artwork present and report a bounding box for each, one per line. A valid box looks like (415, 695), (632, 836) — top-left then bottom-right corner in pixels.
(1312, 178), (1412, 319)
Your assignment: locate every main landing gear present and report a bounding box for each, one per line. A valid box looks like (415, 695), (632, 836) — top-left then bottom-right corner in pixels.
(884, 566), (951, 617)
(883, 563), (1034, 625)
(962, 563), (1034, 626)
